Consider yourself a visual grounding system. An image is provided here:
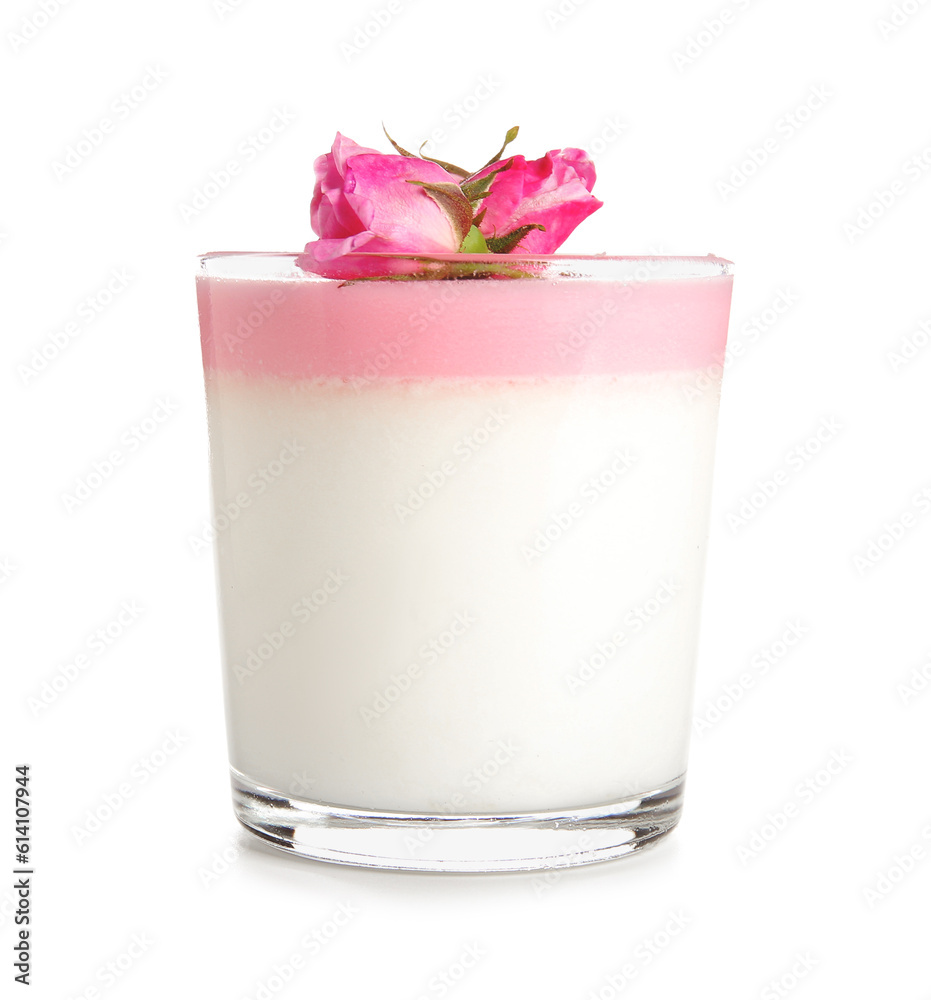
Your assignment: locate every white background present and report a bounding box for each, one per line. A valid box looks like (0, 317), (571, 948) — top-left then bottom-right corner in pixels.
(4, 0), (931, 996)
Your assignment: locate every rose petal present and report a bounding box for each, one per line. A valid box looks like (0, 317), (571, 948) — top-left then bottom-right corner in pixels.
(342, 154), (463, 252)
(475, 149), (602, 253)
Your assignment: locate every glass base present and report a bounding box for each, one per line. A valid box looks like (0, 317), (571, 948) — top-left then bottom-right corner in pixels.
(230, 768), (684, 873)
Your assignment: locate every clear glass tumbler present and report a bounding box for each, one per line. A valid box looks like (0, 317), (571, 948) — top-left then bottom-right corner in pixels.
(196, 252), (734, 871)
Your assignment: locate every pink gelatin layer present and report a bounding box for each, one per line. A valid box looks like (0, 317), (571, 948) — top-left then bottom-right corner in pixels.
(197, 260), (733, 379)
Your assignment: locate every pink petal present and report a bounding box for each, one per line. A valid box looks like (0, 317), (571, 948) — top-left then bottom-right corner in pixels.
(343, 154), (463, 252)
(330, 132), (380, 171)
(476, 148), (602, 254)
(310, 134), (380, 237)
(297, 236), (426, 279)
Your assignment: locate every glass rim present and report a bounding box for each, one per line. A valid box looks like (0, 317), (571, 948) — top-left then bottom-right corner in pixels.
(198, 250), (733, 262)
(197, 251), (734, 283)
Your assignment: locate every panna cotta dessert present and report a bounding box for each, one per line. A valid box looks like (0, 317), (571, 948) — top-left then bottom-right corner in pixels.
(197, 253), (733, 821)
(197, 125), (734, 870)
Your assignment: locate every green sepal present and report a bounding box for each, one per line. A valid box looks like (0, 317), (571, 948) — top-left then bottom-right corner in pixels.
(486, 223), (546, 254)
(480, 125), (519, 169)
(417, 142), (471, 179)
(382, 124), (417, 157)
(458, 226), (489, 253)
(460, 158), (513, 205)
(406, 179), (474, 244)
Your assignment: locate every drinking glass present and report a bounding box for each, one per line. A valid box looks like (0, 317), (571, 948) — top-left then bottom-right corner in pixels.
(196, 251), (734, 871)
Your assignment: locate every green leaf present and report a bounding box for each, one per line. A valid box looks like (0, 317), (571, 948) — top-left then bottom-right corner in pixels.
(458, 226), (489, 253)
(417, 141), (471, 179)
(406, 180), (474, 244)
(480, 125), (519, 169)
(486, 223), (546, 254)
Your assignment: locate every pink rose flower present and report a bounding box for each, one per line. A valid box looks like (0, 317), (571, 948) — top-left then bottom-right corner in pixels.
(298, 131), (603, 276)
(474, 148), (603, 254)
(301, 133), (465, 278)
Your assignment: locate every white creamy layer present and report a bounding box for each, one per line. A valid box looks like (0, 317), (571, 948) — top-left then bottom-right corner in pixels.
(205, 371), (722, 814)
